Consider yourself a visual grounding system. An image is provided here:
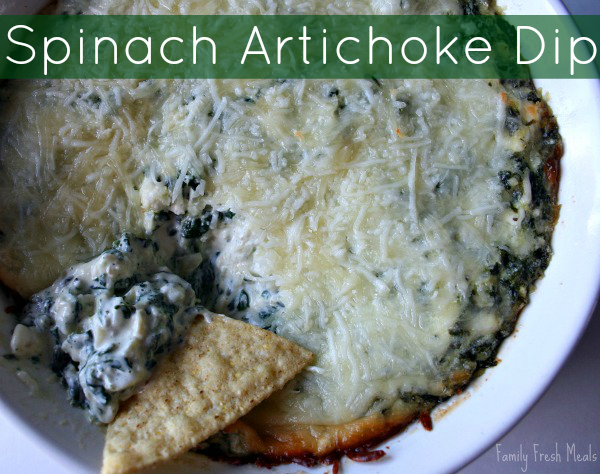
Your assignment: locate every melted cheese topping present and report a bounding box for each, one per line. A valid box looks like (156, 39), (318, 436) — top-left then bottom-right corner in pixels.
(58, 0), (474, 15)
(1, 0), (556, 430)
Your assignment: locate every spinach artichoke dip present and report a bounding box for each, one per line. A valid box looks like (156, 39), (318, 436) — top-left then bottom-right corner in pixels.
(0, 0), (562, 467)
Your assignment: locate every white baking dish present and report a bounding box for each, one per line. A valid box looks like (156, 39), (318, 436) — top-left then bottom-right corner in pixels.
(0, 1), (598, 473)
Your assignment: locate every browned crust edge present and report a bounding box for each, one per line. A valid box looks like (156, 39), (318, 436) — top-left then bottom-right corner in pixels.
(197, 411), (418, 468)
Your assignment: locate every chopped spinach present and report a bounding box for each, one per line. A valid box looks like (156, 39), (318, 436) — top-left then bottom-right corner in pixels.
(236, 290), (250, 311)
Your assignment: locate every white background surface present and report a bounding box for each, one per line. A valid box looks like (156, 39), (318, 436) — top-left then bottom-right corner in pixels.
(0, 1), (599, 473)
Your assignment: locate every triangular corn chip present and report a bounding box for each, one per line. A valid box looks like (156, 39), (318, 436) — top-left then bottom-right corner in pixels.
(101, 312), (312, 474)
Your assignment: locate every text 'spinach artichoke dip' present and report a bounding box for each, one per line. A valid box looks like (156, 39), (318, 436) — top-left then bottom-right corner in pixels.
(0, 0), (562, 469)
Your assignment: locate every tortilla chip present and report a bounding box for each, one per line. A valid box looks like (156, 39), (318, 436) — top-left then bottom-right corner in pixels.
(101, 312), (313, 474)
